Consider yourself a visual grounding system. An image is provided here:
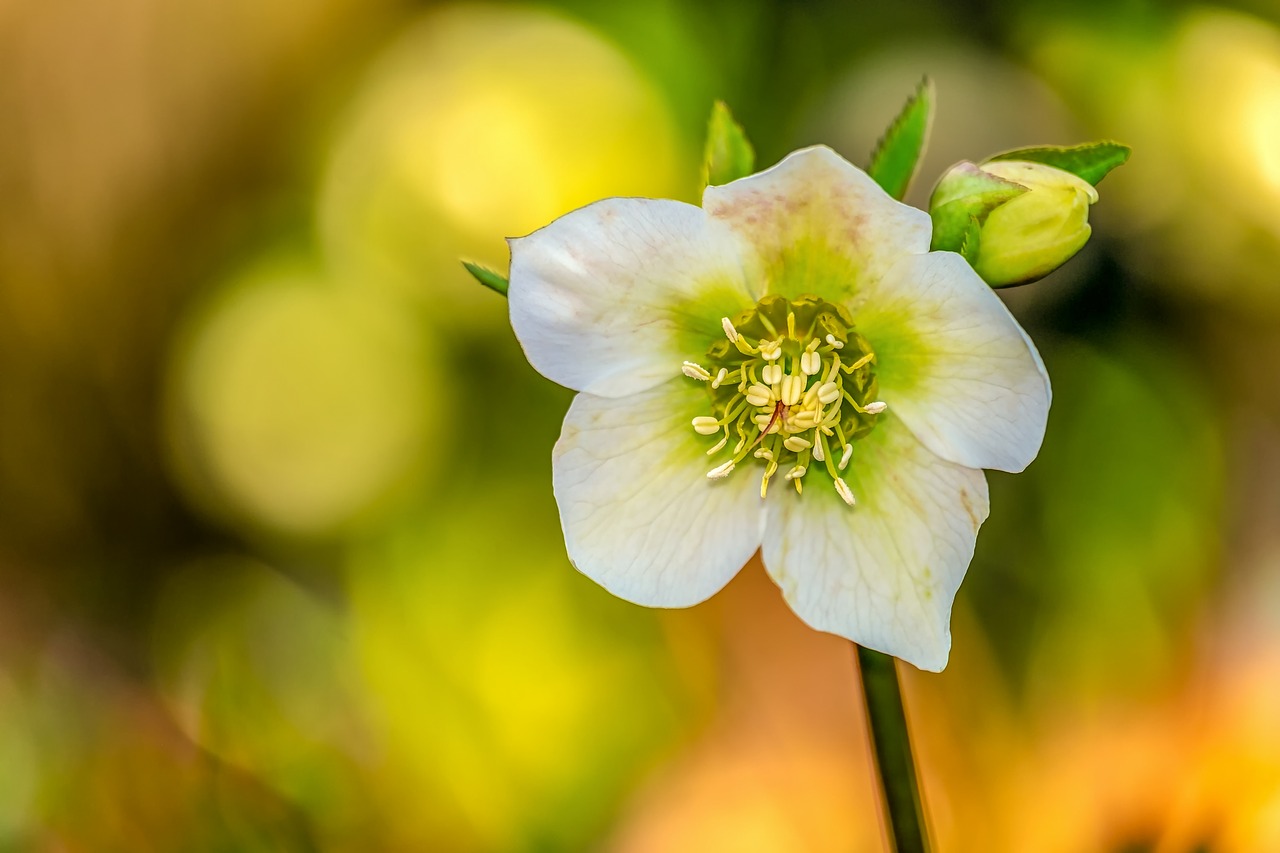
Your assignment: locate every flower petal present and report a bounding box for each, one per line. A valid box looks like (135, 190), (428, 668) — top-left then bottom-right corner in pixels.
(702, 145), (931, 305)
(856, 252), (1051, 473)
(553, 380), (764, 606)
(761, 416), (989, 672)
(510, 198), (757, 398)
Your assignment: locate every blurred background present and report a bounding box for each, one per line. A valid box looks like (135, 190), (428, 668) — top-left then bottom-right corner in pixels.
(1, 0), (1279, 850)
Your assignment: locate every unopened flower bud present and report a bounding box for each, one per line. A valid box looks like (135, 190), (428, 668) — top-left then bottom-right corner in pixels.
(961, 160), (1100, 287)
(930, 159), (1102, 287)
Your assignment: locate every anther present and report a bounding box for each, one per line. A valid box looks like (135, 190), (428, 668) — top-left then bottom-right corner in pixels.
(789, 410), (820, 429)
(682, 361), (711, 381)
(817, 382), (840, 405)
(762, 363), (783, 386)
(692, 416), (721, 435)
(785, 465), (806, 481)
(783, 435), (812, 453)
(721, 317), (739, 342)
(707, 460), (736, 479)
(712, 367), (728, 389)
(759, 340), (782, 361)
(800, 350), (822, 376)
(745, 384), (773, 407)
(753, 413), (780, 433)
(753, 447), (774, 460)
(826, 334), (845, 349)
(863, 401), (887, 414)
(813, 437), (826, 462)
(839, 443), (853, 471)
(834, 477), (856, 506)
(706, 435), (728, 455)
(780, 375), (804, 406)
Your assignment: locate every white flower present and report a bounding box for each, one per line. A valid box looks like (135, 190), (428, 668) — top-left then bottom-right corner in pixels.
(508, 146), (1050, 671)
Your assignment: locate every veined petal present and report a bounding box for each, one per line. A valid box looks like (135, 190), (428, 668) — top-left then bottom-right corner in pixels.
(761, 416), (989, 672)
(702, 145), (931, 305)
(553, 380), (764, 606)
(510, 198), (757, 398)
(857, 252), (1051, 473)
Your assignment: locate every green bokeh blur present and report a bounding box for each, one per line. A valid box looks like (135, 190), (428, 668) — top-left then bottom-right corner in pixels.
(1, 1), (1279, 850)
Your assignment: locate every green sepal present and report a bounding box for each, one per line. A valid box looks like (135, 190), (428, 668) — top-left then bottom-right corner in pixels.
(701, 101), (756, 190)
(985, 141), (1131, 186)
(866, 77), (934, 200)
(461, 260), (509, 296)
(929, 161), (1028, 253)
(957, 215), (981, 266)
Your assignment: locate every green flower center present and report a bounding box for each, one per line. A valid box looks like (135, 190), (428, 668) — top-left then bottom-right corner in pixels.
(681, 294), (884, 504)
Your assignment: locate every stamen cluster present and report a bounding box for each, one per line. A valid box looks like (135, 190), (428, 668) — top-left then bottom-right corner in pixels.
(681, 295), (885, 505)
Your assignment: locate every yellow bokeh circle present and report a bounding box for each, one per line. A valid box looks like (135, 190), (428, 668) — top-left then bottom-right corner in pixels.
(165, 256), (433, 537)
(318, 4), (684, 324)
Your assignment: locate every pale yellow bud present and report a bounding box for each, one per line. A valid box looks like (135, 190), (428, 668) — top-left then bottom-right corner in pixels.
(973, 160), (1098, 287)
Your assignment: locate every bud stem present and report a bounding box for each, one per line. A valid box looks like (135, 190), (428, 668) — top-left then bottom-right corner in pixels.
(855, 644), (932, 853)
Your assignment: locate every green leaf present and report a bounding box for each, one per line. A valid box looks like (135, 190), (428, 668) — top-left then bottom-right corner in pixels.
(701, 100), (756, 190)
(929, 161), (1028, 253)
(461, 260), (508, 296)
(986, 141), (1131, 186)
(866, 77), (934, 200)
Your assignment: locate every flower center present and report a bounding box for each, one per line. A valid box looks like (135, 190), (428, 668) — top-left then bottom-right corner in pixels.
(680, 295), (885, 505)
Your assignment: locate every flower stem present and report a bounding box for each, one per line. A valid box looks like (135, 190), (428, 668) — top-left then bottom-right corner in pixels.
(855, 644), (931, 853)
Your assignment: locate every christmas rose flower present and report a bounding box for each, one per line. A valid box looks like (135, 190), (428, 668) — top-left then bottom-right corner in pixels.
(508, 146), (1050, 671)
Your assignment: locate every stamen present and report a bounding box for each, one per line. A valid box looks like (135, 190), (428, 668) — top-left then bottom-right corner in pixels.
(844, 352), (874, 372)
(789, 409), (820, 429)
(780, 374), (805, 406)
(682, 361), (712, 381)
(760, 460), (778, 498)
(834, 477), (856, 506)
(692, 416), (721, 435)
(783, 435), (812, 453)
(745, 384), (773, 407)
(721, 317), (739, 342)
(824, 354), (842, 384)
(707, 460), (736, 479)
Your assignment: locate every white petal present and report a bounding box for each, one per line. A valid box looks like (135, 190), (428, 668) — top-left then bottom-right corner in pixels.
(702, 146), (931, 305)
(510, 198), (757, 398)
(856, 252), (1051, 473)
(553, 380), (764, 606)
(761, 416), (989, 672)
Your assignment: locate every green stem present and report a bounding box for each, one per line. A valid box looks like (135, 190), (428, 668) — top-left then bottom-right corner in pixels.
(856, 644), (931, 853)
